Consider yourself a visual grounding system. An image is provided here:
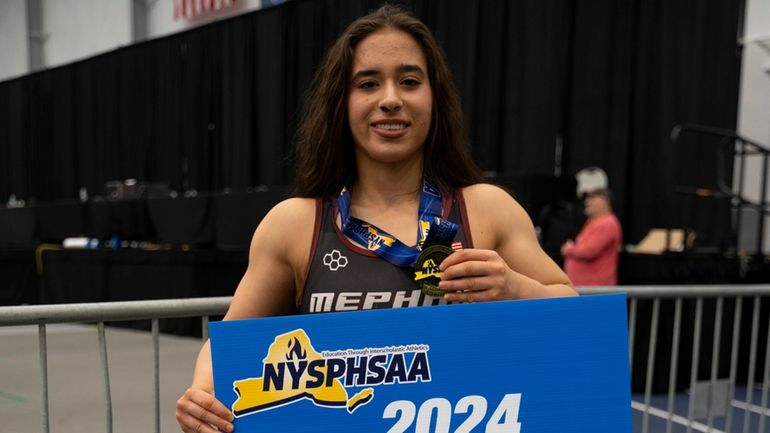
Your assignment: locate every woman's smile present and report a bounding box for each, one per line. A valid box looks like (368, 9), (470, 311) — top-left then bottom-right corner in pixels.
(371, 119), (411, 139)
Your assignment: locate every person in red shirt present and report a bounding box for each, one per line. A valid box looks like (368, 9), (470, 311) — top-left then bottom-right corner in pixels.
(560, 188), (622, 285)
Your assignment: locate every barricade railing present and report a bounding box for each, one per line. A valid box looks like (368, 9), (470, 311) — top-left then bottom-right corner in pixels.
(3, 286), (770, 433)
(0, 297), (232, 433)
(582, 284), (770, 433)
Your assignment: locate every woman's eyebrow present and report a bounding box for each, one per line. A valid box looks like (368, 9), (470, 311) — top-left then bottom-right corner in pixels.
(398, 64), (425, 75)
(351, 64), (425, 82)
(351, 69), (380, 81)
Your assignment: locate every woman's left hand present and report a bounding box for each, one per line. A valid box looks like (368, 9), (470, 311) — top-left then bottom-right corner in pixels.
(438, 248), (534, 302)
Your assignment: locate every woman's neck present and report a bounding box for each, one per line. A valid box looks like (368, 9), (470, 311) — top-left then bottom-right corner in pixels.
(345, 155), (425, 245)
(351, 157), (424, 209)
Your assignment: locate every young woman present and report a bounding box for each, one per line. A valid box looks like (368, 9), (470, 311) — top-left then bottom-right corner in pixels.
(176, 6), (575, 433)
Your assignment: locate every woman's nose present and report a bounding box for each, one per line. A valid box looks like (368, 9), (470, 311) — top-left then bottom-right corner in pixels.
(379, 83), (402, 113)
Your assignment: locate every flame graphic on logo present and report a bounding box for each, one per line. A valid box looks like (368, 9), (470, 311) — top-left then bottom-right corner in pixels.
(285, 337), (307, 361)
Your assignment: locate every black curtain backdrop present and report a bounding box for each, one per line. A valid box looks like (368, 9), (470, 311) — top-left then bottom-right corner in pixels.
(0, 0), (743, 245)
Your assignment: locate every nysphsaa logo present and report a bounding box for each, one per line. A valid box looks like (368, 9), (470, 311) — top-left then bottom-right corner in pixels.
(230, 329), (432, 417)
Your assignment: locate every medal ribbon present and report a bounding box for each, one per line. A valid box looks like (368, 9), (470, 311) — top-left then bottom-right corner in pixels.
(337, 179), (459, 267)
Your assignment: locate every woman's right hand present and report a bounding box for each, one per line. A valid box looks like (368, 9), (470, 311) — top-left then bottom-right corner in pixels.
(176, 387), (234, 433)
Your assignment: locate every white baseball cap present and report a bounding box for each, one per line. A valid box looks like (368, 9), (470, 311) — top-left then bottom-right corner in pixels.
(575, 167), (608, 198)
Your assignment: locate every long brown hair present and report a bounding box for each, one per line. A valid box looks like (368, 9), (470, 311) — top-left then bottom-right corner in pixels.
(292, 4), (484, 198)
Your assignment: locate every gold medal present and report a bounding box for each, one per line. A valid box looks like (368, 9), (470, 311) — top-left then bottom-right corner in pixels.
(414, 244), (454, 297)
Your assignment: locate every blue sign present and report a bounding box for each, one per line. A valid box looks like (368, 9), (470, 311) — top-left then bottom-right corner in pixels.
(210, 294), (631, 432)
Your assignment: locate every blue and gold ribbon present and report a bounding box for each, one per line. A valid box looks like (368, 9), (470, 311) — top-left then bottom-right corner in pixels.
(337, 179), (458, 268)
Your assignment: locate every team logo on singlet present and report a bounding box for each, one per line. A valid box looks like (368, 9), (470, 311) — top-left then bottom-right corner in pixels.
(229, 329), (432, 417)
(322, 250), (348, 271)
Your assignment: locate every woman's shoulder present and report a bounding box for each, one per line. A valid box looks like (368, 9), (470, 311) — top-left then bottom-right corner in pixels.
(459, 183), (523, 212)
(594, 212), (622, 231)
(256, 197), (319, 239)
(251, 197), (319, 263)
(459, 183), (532, 228)
(266, 196), (318, 219)
(459, 182), (512, 200)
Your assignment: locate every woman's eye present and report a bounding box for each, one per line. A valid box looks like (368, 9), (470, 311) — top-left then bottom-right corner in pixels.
(401, 78), (420, 87)
(358, 81), (378, 89)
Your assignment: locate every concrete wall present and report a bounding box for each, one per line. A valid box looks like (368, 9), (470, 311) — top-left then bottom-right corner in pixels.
(737, 0), (770, 253)
(0, 0), (265, 82)
(42, 0), (132, 67)
(0, 0), (30, 80)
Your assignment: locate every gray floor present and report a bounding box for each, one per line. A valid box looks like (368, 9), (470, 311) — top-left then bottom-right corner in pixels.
(0, 324), (202, 433)
(633, 386), (770, 433)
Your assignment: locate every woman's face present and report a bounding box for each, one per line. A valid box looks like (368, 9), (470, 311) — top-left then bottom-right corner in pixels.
(583, 193), (609, 217)
(347, 28), (433, 166)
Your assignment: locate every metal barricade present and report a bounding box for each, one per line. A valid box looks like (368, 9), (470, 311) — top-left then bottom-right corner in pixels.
(0, 297), (232, 433)
(581, 285), (770, 433)
(4, 286), (770, 433)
